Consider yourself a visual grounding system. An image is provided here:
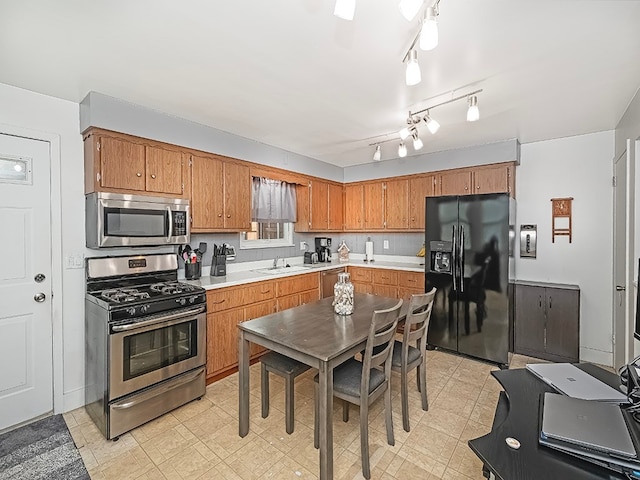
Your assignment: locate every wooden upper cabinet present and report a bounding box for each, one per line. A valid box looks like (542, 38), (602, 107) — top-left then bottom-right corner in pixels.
(473, 164), (514, 196)
(98, 136), (146, 191)
(384, 179), (409, 229)
(145, 145), (184, 195)
(409, 175), (436, 230)
(224, 161), (251, 230)
(191, 154), (251, 231)
(310, 180), (329, 230)
(295, 183), (311, 232)
(363, 181), (385, 230)
(344, 184), (363, 230)
(191, 154), (224, 230)
(328, 183), (343, 230)
(84, 129), (189, 197)
(439, 170), (472, 196)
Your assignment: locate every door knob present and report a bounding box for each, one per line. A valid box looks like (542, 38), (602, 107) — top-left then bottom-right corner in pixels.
(34, 292), (46, 303)
(616, 285), (626, 291)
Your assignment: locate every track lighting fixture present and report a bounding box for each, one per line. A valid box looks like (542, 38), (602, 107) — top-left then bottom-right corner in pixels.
(405, 49), (421, 86)
(467, 95), (480, 122)
(412, 131), (423, 150)
(424, 112), (440, 134)
(419, 6), (439, 51)
(399, 0), (424, 22)
(334, 0), (356, 20)
(398, 142), (408, 157)
(373, 145), (381, 161)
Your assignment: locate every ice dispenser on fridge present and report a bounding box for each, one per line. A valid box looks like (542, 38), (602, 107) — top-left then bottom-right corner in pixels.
(429, 241), (453, 274)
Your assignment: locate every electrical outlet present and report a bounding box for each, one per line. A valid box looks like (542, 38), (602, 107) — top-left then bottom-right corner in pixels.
(383, 240), (389, 249)
(300, 241), (307, 250)
(64, 253), (85, 269)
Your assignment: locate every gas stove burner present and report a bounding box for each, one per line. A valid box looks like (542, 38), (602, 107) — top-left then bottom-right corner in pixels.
(150, 281), (198, 296)
(101, 288), (151, 303)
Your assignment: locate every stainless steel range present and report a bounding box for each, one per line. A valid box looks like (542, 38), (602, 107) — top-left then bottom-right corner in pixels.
(85, 253), (207, 440)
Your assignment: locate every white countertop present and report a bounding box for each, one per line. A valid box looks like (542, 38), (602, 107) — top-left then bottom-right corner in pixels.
(182, 254), (425, 291)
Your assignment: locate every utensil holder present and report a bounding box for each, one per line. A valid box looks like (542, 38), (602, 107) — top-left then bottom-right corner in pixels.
(185, 262), (201, 280)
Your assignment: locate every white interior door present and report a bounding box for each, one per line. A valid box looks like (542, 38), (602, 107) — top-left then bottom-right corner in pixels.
(0, 133), (53, 431)
(613, 145), (630, 369)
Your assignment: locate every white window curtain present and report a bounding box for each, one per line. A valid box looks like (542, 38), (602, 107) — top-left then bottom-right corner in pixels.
(251, 177), (297, 222)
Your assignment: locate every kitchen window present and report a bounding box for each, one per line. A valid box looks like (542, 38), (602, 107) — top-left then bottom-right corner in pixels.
(240, 177), (296, 249)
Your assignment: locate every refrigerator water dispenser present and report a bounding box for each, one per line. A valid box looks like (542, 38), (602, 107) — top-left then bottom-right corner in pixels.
(429, 240), (453, 273)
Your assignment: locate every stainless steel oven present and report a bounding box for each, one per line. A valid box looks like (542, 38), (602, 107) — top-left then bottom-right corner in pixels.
(86, 192), (190, 248)
(109, 305), (206, 399)
(85, 254), (207, 440)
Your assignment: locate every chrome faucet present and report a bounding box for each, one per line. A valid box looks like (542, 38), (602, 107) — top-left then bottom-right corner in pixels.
(273, 256), (281, 269)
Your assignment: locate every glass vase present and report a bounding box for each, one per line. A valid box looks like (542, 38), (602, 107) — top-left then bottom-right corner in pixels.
(333, 272), (354, 315)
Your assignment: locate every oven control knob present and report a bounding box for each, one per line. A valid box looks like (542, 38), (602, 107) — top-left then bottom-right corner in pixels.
(189, 295), (198, 304)
(126, 307), (137, 316)
(176, 298), (187, 306)
(140, 304), (149, 313)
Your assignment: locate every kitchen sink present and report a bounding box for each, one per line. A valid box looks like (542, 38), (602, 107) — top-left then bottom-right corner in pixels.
(254, 265), (311, 275)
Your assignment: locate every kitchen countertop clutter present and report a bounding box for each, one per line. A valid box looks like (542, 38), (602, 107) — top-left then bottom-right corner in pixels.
(183, 254), (424, 291)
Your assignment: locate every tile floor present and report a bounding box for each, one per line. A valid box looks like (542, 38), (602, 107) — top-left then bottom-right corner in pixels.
(64, 352), (546, 480)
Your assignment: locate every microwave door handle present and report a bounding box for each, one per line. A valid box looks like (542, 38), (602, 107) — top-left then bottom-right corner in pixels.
(166, 206), (173, 242)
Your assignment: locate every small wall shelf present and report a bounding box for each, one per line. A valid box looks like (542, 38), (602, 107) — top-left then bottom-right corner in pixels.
(551, 197), (573, 243)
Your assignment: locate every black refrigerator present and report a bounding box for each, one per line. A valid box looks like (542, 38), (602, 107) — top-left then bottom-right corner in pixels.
(425, 193), (514, 367)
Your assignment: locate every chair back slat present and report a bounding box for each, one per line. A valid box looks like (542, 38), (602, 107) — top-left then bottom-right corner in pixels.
(361, 299), (403, 394)
(402, 288), (436, 358)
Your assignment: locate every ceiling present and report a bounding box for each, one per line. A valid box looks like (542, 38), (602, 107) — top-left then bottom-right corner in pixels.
(1, 1), (640, 168)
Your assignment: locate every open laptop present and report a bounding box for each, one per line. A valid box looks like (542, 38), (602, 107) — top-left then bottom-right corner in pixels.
(539, 392), (640, 477)
(526, 363), (628, 403)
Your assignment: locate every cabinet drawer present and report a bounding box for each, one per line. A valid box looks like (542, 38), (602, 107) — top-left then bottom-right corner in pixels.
(353, 282), (373, 294)
(207, 287), (245, 312)
(244, 281), (276, 304)
(373, 284), (398, 298)
(398, 271), (424, 290)
(373, 270), (398, 286)
(348, 267), (372, 283)
(276, 272), (318, 297)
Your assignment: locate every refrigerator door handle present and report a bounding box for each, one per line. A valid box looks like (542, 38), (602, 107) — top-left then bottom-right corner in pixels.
(451, 225), (457, 292)
(459, 225), (465, 293)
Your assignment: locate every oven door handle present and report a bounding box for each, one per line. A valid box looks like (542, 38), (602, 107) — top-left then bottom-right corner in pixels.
(111, 368), (204, 410)
(111, 305), (206, 333)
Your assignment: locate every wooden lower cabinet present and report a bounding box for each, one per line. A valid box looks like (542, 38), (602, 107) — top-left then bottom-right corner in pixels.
(206, 273), (320, 382)
(348, 267), (424, 301)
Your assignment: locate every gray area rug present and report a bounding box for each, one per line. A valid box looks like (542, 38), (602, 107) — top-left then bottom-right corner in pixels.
(0, 415), (89, 480)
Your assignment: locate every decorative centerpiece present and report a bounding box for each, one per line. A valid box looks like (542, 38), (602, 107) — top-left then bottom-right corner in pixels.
(333, 272), (354, 315)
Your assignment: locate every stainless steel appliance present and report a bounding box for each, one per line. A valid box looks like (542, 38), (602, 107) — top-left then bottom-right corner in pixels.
(425, 193), (515, 367)
(321, 267), (345, 298)
(86, 192), (190, 248)
(315, 237), (332, 262)
(85, 253), (206, 440)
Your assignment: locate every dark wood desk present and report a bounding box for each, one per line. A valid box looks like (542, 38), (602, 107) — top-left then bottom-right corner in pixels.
(237, 293), (399, 480)
(468, 365), (629, 479)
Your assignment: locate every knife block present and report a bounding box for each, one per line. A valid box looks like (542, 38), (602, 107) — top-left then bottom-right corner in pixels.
(185, 262), (201, 280)
(211, 254), (227, 277)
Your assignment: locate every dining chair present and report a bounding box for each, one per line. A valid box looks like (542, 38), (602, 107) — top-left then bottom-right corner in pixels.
(313, 299), (403, 480)
(260, 351), (310, 434)
(391, 288), (436, 432)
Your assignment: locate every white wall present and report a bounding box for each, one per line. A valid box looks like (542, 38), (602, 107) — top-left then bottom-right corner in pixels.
(0, 83), (86, 411)
(515, 131), (615, 365)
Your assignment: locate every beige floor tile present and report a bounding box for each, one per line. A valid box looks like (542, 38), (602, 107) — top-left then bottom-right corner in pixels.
(65, 350), (502, 480)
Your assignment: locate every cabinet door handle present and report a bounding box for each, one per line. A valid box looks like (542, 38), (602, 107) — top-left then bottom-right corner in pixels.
(218, 213), (223, 217)
(227, 214), (231, 218)
(151, 174), (156, 179)
(260, 290), (271, 294)
(548, 296), (552, 309)
(136, 172), (142, 177)
(211, 299), (226, 305)
(539, 296), (543, 308)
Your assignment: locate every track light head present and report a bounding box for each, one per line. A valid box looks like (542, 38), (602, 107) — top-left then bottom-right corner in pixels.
(334, 0), (356, 20)
(419, 7), (438, 51)
(424, 112), (440, 134)
(398, 142), (407, 158)
(412, 131), (423, 150)
(405, 49), (421, 86)
(467, 95), (480, 122)
(373, 145), (381, 161)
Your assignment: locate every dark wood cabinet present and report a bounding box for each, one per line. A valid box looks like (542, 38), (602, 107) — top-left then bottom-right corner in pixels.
(514, 281), (580, 362)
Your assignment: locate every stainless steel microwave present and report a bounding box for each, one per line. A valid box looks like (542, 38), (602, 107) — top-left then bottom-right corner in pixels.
(86, 192), (190, 248)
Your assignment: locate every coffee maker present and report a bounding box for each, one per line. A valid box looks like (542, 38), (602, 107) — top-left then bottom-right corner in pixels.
(315, 237), (332, 262)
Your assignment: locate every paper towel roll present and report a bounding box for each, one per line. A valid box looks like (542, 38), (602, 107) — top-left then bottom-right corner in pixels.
(365, 241), (374, 261)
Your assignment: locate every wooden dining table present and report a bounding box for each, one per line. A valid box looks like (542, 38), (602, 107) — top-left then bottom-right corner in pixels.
(238, 293), (401, 480)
